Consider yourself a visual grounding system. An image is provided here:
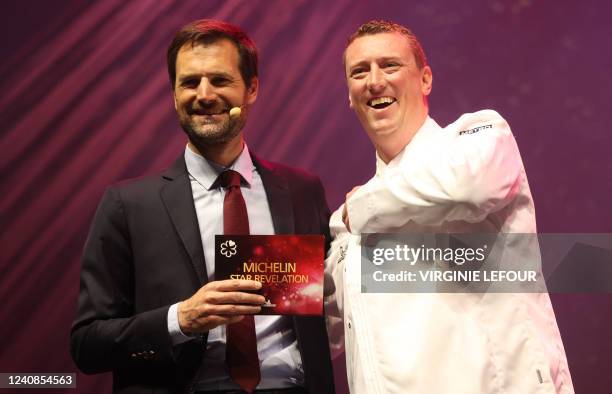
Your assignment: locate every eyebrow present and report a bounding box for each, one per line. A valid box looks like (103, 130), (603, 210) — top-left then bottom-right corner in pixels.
(348, 56), (404, 70)
(177, 71), (235, 82)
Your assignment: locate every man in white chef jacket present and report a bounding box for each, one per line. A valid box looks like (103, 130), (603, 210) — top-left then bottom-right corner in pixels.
(325, 20), (574, 394)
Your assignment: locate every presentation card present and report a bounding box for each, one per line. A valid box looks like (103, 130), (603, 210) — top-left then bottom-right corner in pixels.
(215, 235), (324, 316)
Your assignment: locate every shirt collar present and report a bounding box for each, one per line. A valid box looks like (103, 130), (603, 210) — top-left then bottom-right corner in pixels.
(375, 116), (440, 175)
(184, 143), (255, 190)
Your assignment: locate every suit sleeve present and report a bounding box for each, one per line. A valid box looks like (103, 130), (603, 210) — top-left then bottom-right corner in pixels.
(347, 110), (524, 233)
(70, 187), (176, 374)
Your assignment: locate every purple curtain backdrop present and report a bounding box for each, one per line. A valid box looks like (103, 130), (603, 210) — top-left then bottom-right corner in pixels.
(1, 1), (611, 393)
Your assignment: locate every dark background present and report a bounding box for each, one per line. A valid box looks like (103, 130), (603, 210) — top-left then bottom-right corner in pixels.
(1, 1), (611, 393)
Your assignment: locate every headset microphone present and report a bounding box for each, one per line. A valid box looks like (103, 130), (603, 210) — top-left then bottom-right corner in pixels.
(229, 107), (242, 118)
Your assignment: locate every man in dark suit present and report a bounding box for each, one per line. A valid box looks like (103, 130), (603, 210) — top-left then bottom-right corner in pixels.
(71, 19), (334, 394)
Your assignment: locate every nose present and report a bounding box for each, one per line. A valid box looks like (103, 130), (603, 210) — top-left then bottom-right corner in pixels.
(366, 66), (385, 93)
(196, 78), (216, 103)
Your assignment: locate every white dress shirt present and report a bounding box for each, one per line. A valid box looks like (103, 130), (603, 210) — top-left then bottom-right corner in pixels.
(167, 144), (304, 391)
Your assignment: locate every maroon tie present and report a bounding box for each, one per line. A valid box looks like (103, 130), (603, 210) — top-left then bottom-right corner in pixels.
(217, 170), (261, 393)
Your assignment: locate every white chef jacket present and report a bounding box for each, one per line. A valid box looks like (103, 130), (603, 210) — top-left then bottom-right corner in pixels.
(325, 110), (574, 394)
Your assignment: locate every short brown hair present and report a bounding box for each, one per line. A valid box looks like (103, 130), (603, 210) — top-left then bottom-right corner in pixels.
(345, 20), (427, 70)
(167, 19), (258, 88)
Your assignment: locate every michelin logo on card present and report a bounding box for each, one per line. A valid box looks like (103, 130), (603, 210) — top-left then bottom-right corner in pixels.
(220, 240), (237, 258)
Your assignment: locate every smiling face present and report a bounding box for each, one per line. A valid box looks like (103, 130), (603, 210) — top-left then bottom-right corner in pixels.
(173, 38), (258, 151)
(345, 32), (432, 162)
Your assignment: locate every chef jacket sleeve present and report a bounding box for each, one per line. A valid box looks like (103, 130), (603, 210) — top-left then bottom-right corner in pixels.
(347, 110), (524, 233)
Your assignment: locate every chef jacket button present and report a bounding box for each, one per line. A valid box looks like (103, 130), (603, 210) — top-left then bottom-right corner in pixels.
(348, 321), (352, 329)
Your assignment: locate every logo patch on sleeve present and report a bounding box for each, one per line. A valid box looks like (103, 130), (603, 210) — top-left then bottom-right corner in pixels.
(459, 124), (492, 135)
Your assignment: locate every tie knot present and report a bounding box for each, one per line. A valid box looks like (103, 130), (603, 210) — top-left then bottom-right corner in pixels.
(216, 170), (242, 189)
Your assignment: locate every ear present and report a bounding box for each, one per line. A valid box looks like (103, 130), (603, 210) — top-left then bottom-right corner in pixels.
(348, 94), (354, 109)
(246, 77), (259, 105)
(421, 66), (433, 96)
(173, 90), (178, 111)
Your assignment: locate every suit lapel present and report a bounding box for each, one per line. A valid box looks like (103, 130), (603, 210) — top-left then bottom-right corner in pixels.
(252, 154), (295, 234)
(158, 152), (294, 284)
(159, 156), (207, 284)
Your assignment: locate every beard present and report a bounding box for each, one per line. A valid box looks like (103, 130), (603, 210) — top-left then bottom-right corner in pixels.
(178, 101), (245, 148)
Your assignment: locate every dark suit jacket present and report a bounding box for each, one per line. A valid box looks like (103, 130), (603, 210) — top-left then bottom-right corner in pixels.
(71, 154), (335, 393)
